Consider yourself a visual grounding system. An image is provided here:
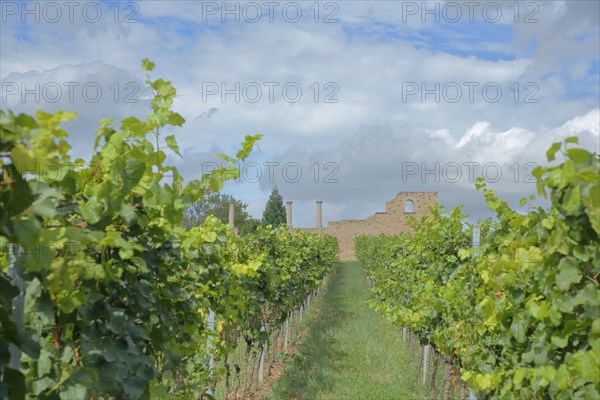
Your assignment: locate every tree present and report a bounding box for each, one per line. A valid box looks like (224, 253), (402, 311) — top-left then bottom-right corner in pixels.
(183, 191), (260, 235)
(262, 186), (287, 227)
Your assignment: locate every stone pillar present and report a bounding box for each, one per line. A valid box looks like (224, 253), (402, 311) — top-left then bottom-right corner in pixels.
(229, 202), (239, 235)
(316, 201), (323, 229)
(286, 201), (293, 231)
(228, 202), (235, 227)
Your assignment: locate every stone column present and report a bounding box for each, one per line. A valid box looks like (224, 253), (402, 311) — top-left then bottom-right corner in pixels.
(316, 201), (323, 229)
(286, 201), (293, 231)
(228, 202), (235, 227)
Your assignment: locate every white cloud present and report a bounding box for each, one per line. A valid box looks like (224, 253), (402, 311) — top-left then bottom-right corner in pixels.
(259, 107), (598, 227)
(456, 121), (490, 148)
(1, 0), (598, 228)
(560, 108), (600, 137)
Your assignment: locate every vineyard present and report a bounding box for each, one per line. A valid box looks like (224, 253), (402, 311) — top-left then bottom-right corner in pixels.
(1, 59), (599, 400)
(356, 140), (600, 399)
(0, 61), (339, 399)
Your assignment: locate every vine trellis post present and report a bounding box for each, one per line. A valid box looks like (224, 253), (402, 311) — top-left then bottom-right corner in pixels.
(468, 227), (480, 400)
(422, 344), (430, 384)
(8, 244), (25, 371)
(206, 308), (215, 397)
(258, 322), (266, 384)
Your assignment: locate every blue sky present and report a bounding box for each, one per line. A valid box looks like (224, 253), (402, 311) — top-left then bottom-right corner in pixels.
(342, 18), (519, 61)
(1, 1), (599, 226)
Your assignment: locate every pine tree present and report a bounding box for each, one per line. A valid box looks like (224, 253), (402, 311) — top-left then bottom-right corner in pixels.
(262, 186), (287, 227)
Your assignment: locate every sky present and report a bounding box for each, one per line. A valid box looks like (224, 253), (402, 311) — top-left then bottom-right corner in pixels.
(1, 0), (599, 227)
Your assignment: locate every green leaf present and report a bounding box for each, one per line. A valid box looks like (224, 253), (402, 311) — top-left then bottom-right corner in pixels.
(235, 134), (262, 160)
(475, 373), (493, 389)
(60, 384), (87, 400)
(79, 200), (100, 225)
(3, 368), (25, 400)
(562, 186), (581, 213)
(20, 330), (40, 358)
(146, 112), (170, 128)
(555, 257), (581, 291)
(583, 184), (600, 235)
(572, 350), (599, 381)
(551, 332), (569, 348)
(527, 300), (551, 320)
(510, 319), (527, 343)
(216, 153), (237, 163)
(122, 377), (148, 399)
(169, 112), (185, 127)
(566, 148), (591, 164)
(13, 218), (41, 248)
(123, 158), (146, 190)
(564, 136), (579, 144)
(487, 196), (501, 211)
(0, 275), (19, 310)
(10, 144), (35, 175)
(119, 246), (134, 260)
(513, 368), (526, 388)
(562, 160), (577, 184)
(555, 364), (570, 390)
(541, 217), (554, 229)
(31, 197), (56, 218)
(121, 117), (149, 137)
(0, 308), (21, 346)
(0, 164), (33, 216)
(67, 367), (98, 386)
(151, 79), (175, 98)
(546, 142), (561, 162)
(31, 377), (54, 396)
(121, 204), (137, 225)
(141, 58), (155, 72)
(38, 351), (52, 377)
(14, 113), (37, 129)
(573, 284), (597, 306)
(165, 135), (182, 157)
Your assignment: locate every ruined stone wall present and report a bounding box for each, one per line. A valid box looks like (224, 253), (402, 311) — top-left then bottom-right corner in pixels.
(301, 192), (438, 260)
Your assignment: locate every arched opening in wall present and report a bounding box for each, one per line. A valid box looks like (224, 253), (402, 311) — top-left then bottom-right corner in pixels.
(404, 199), (414, 214)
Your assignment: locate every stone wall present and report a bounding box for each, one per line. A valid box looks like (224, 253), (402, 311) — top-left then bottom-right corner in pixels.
(302, 192), (438, 260)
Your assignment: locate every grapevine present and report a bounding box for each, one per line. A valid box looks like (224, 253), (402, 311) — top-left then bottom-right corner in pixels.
(356, 138), (599, 399)
(0, 60), (338, 400)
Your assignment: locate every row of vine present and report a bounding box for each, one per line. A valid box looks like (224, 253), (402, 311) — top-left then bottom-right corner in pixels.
(0, 59), (339, 400)
(355, 138), (599, 399)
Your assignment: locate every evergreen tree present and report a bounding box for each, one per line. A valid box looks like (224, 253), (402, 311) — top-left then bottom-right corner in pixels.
(262, 186), (287, 227)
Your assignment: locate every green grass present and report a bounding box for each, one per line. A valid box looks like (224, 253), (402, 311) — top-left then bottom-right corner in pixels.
(265, 262), (428, 400)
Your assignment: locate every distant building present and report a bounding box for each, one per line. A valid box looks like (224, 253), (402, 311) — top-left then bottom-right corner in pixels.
(294, 192), (438, 260)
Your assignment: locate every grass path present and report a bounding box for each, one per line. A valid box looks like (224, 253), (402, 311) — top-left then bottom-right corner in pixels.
(265, 262), (427, 400)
